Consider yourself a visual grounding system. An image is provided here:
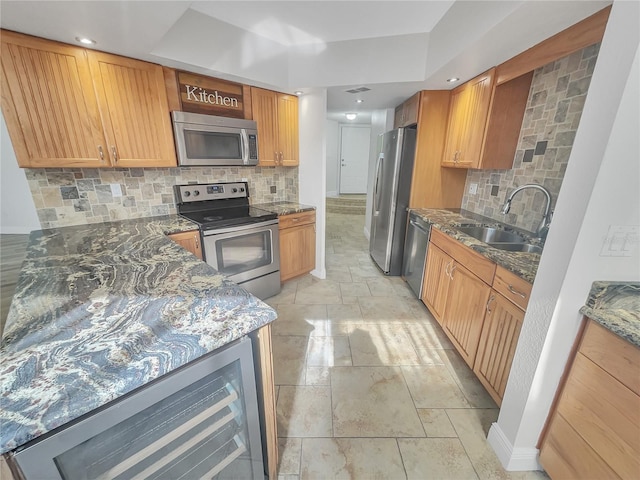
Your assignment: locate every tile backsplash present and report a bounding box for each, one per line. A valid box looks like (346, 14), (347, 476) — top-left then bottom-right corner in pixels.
(462, 43), (600, 234)
(26, 166), (299, 229)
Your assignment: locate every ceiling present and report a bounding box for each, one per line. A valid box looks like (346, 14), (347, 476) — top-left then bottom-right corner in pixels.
(0, 1), (611, 120)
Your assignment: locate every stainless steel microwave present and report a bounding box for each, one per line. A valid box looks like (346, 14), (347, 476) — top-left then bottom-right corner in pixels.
(172, 111), (259, 166)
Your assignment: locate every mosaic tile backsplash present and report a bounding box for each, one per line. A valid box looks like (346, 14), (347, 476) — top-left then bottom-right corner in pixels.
(26, 166), (299, 229)
(462, 43), (600, 234)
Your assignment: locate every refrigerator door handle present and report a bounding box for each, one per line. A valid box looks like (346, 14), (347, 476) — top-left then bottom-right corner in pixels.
(373, 154), (384, 214)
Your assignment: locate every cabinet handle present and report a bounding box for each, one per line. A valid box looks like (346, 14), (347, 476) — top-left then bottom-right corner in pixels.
(98, 145), (105, 163)
(111, 146), (118, 165)
(291, 217), (300, 222)
(450, 264), (457, 279)
(508, 284), (527, 299)
(444, 261), (451, 278)
(195, 236), (200, 250)
(279, 152), (284, 165)
(486, 295), (495, 314)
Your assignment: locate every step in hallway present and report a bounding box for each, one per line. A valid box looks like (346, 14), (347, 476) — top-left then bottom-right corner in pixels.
(267, 211), (548, 480)
(326, 195), (367, 215)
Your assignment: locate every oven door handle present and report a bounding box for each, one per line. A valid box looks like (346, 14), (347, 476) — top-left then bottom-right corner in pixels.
(202, 219), (279, 236)
(241, 129), (249, 165)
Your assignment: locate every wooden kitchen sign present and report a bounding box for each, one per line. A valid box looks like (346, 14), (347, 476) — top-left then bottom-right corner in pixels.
(176, 71), (246, 118)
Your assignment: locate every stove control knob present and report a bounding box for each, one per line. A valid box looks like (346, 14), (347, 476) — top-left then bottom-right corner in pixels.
(193, 190), (200, 196)
(232, 188), (238, 193)
(240, 187), (245, 192)
(183, 191), (191, 197)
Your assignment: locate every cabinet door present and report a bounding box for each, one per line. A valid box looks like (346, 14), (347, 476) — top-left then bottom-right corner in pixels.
(422, 243), (452, 325)
(473, 291), (524, 405)
(280, 223), (315, 282)
(443, 263), (491, 367)
(403, 93), (420, 126)
(277, 94), (299, 166)
(251, 87), (278, 166)
(87, 51), (176, 167)
(168, 230), (203, 260)
(459, 69), (495, 168)
(1, 31), (108, 168)
(393, 105), (404, 129)
(441, 86), (467, 167)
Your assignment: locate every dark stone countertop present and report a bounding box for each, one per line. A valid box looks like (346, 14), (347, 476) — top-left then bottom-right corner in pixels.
(0, 215), (278, 454)
(411, 208), (543, 284)
(254, 201), (316, 216)
(580, 282), (640, 347)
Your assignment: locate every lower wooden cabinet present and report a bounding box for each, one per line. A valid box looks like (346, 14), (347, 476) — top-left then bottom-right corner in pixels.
(539, 320), (640, 480)
(168, 230), (203, 260)
(422, 244), (452, 325)
(279, 211), (316, 282)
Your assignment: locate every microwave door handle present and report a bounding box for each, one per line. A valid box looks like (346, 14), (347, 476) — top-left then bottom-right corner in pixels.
(240, 129), (249, 165)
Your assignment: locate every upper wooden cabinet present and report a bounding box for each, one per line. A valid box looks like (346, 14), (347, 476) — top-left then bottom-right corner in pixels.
(394, 92), (420, 128)
(0, 30), (176, 168)
(250, 87), (299, 167)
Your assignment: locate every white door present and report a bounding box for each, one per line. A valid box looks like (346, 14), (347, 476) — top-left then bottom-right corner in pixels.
(339, 126), (371, 194)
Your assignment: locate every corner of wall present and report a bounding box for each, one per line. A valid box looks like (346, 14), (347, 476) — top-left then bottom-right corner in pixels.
(487, 423), (542, 472)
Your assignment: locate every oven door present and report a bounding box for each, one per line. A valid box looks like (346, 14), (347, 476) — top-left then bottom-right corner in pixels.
(202, 220), (280, 285)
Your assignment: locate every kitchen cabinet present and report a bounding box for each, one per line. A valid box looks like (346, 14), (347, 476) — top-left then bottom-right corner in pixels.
(393, 92), (420, 128)
(539, 320), (640, 479)
(422, 244), (452, 325)
(279, 210), (316, 282)
(168, 230), (203, 260)
(1, 30), (176, 168)
(250, 87), (299, 167)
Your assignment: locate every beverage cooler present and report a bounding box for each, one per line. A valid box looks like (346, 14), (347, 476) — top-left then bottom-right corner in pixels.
(12, 337), (264, 480)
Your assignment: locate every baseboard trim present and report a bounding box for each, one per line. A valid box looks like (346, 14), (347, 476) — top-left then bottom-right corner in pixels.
(326, 190), (338, 198)
(310, 268), (326, 280)
(487, 423), (542, 472)
(363, 227), (370, 240)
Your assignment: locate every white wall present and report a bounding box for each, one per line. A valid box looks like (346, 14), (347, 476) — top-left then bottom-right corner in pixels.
(325, 120), (340, 196)
(298, 89), (327, 279)
(364, 109), (394, 239)
(0, 115), (40, 234)
(488, 0), (640, 470)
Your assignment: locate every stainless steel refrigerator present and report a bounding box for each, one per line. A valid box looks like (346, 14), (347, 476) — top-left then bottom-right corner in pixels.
(369, 127), (416, 275)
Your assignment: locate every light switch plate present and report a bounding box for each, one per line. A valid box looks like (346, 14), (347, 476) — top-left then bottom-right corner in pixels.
(469, 183), (478, 195)
(600, 225), (639, 257)
(110, 183), (122, 197)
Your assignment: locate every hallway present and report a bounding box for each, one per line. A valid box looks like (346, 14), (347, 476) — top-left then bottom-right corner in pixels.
(268, 212), (547, 479)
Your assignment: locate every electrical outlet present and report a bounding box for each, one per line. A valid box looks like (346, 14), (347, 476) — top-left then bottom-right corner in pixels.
(469, 183), (478, 195)
(270, 186), (277, 194)
(241, 177), (248, 182)
(110, 183), (122, 197)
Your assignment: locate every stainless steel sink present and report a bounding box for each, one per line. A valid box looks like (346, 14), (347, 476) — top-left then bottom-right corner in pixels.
(488, 242), (543, 254)
(457, 226), (525, 243)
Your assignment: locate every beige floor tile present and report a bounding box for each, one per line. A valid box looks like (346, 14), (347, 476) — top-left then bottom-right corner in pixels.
(305, 366), (330, 385)
(341, 296), (359, 305)
(402, 365), (470, 408)
(277, 386), (333, 437)
(403, 321), (455, 350)
(398, 438), (479, 480)
(278, 437), (302, 475)
(438, 350), (497, 408)
(331, 366), (425, 437)
(325, 266), (353, 283)
(272, 336), (309, 385)
(392, 280), (418, 298)
(267, 281), (298, 306)
(349, 265), (382, 282)
(408, 300), (437, 320)
(278, 475), (300, 480)
(327, 303), (363, 322)
(307, 336), (352, 366)
(339, 282), (371, 297)
(296, 280), (342, 304)
(358, 296), (416, 321)
(446, 409), (548, 480)
(366, 277), (397, 296)
(349, 324), (422, 366)
(272, 304), (327, 336)
(300, 438), (407, 480)
(417, 409), (458, 437)
(326, 253), (362, 267)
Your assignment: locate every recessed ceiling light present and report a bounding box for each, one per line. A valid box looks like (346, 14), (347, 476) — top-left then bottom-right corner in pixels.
(76, 36), (96, 45)
(294, 90), (303, 95)
(345, 113), (357, 120)
(356, 99), (364, 104)
(447, 77), (460, 83)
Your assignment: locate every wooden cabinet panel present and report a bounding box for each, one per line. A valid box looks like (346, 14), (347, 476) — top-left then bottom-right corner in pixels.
(394, 92), (420, 128)
(251, 87), (298, 167)
(473, 291), (524, 405)
(394, 106), (404, 129)
(278, 210), (315, 229)
(168, 230), (203, 260)
(558, 353), (640, 479)
(422, 243), (452, 325)
(492, 265), (532, 310)
(279, 222), (315, 282)
(430, 228), (496, 285)
(540, 413), (620, 480)
(443, 262), (491, 367)
(1, 30), (107, 168)
(87, 51), (176, 167)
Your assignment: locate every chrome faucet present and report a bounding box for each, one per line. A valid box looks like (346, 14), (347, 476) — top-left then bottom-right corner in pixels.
(501, 184), (553, 238)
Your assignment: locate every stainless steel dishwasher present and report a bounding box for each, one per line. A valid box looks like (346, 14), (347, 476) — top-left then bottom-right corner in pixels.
(402, 211), (431, 299)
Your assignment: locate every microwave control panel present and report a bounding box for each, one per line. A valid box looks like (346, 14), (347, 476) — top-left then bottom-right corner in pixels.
(248, 134), (258, 160)
(175, 182), (248, 203)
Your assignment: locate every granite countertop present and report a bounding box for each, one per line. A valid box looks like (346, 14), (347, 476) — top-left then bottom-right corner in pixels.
(0, 215), (278, 454)
(254, 201), (316, 216)
(580, 282), (640, 347)
(412, 208), (543, 284)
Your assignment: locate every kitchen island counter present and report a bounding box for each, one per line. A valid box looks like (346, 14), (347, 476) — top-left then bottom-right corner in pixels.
(0, 215), (278, 454)
(412, 208), (542, 283)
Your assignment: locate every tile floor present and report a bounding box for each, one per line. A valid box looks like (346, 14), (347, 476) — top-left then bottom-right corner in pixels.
(267, 212), (547, 480)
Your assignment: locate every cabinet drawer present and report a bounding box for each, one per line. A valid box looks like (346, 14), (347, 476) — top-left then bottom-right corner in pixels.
(279, 211), (315, 229)
(580, 320), (640, 396)
(430, 228), (495, 284)
(492, 266), (532, 310)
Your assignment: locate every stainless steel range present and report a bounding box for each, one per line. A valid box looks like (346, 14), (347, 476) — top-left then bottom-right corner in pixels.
(175, 182), (281, 300)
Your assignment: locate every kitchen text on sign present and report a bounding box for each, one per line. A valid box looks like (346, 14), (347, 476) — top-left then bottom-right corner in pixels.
(185, 85), (239, 108)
